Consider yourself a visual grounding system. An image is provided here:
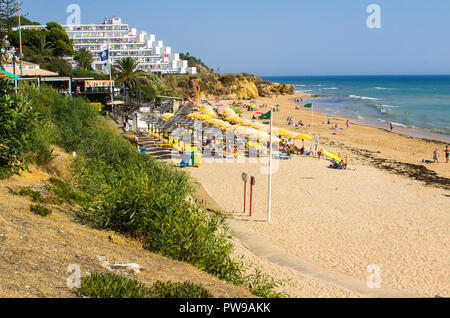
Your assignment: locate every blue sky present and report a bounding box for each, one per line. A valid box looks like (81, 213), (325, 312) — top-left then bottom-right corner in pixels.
(22, 0), (450, 76)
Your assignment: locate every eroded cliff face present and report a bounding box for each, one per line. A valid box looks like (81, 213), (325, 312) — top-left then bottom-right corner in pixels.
(174, 73), (294, 100)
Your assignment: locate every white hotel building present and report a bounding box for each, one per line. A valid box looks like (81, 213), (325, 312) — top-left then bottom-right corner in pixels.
(22, 16), (196, 75)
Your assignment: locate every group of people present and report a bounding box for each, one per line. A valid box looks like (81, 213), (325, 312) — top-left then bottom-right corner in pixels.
(330, 157), (348, 170)
(433, 146), (449, 164)
(286, 116), (304, 127)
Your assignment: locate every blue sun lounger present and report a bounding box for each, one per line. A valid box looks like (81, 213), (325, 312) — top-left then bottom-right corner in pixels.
(272, 153), (293, 160)
(180, 152), (192, 168)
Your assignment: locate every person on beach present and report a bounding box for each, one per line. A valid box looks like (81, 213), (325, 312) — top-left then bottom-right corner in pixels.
(390, 122), (394, 132)
(346, 120), (351, 129)
(433, 148), (439, 163)
(443, 146), (449, 163)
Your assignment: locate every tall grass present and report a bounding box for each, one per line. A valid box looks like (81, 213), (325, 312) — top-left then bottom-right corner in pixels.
(77, 272), (212, 298)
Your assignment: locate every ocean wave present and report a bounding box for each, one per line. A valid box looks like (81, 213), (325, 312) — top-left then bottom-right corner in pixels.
(349, 95), (379, 101)
(381, 104), (400, 108)
(374, 87), (394, 90)
(325, 87), (339, 90)
(391, 122), (408, 128)
(295, 90), (312, 94)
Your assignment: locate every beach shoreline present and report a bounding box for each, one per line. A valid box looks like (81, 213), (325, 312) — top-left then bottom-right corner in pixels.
(213, 93), (449, 179)
(289, 95), (450, 145)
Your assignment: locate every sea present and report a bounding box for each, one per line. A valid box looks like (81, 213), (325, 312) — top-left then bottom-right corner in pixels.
(262, 75), (450, 142)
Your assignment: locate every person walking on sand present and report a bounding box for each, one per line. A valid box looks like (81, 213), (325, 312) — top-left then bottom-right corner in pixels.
(433, 148), (439, 163)
(346, 120), (351, 129)
(444, 146), (449, 163)
(390, 122), (393, 132)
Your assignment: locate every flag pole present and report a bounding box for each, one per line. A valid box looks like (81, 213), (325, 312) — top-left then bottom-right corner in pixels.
(107, 41), (114, 104)
(18, 0), (22, 78)
(311, 103), (315, 156)
(268, 106), (273, 222)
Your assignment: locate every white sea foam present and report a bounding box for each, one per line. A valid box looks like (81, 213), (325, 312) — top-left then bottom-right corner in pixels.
(374, 87), (394, 90)
(382, 104), (400, 108)
(349, 95), (379, 101)
(392, 122), (408, 128)
(295, 90), (312, 94)
(325, 87), (339, 90)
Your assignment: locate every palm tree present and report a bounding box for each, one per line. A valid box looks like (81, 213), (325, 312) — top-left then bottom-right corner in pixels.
(74, 48), (93, 70)
(112, 57), (149, 90)
(24, 33), (54, 65)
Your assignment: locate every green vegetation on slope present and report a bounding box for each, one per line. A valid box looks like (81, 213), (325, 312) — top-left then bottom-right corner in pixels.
(78, 272), (212, 298)
(1, 80), (288, 297)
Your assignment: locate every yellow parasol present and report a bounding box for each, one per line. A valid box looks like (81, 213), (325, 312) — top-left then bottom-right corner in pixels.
(272, 128), (288, 137)
(200, 108), (218, 118)
(223, 108), (239, 118)
(161, 113), (174, 121)
(204, 119), (232, 130)
(294, 134), (313, 140)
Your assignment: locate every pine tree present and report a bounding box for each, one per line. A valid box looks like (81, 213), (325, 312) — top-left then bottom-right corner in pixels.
(0, 0), (22, 36)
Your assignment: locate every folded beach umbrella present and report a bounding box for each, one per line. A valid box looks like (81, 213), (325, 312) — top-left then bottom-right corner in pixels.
(237, 119), (254, 127)
(226, 117), (243, 124)
(187, 113), (213, 120)
(227, 125), (253, 136)
(250, 123), (269, 131)
(204, 119), (232, 130)
(223, 108), (239, 118)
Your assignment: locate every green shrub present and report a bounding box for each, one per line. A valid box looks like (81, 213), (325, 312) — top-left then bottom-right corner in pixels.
(0, 166), (14, 180)
(0, 80), (38, 175)
(18, 187), (45, 203)
(23, 85), (97, 153)
(29, 204), (52, 216)
(46, 177), (87, 205)
(75, 156), (242, 283)
(241, 268), (289, 298)
(30, 120), (58, 167)
(151, 281), (212, 298)
(77, 273), (151, 298)
(77, 273), (212, 299)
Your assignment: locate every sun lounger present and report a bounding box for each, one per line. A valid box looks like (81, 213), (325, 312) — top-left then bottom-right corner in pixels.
(272, 152), (292, 160)
(180, 152), (192, 168)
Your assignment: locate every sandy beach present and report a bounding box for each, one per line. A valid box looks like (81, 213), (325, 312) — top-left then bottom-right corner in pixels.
(183, 94), (449, 297)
